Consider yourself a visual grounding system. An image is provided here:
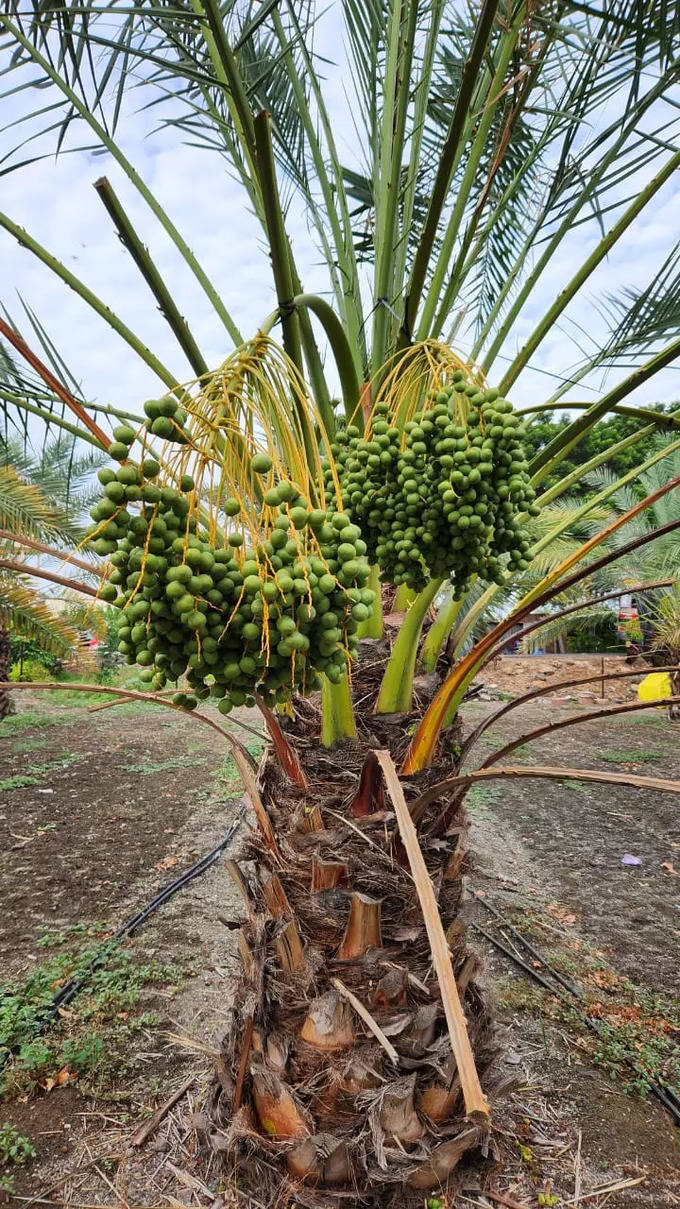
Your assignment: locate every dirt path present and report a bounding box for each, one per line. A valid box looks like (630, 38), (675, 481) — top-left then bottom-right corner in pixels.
(475, 653), (649, 703)
(462, 697), (680, 1208)
(0, 691), (256, 1202)
(464, 698), (679, 993)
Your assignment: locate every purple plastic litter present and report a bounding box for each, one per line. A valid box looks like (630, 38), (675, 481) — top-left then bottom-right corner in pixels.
(621, 854), (643, 867)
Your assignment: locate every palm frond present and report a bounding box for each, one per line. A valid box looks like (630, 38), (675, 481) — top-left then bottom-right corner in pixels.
(532, 497), (613, 540)
(0, 571), (81, 655)
(646, 587), (680, 658)
(520, 602), (619, 654)
(0, 463), (75, 545)
(59, 592), (107, 638)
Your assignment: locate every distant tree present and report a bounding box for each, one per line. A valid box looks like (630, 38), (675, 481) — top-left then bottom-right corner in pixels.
(524, 404), (678, 488)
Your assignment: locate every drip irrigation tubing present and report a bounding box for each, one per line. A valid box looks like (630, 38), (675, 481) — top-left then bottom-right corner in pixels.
(470, 890), (680, 1126)
(1, 807), (244, 1071)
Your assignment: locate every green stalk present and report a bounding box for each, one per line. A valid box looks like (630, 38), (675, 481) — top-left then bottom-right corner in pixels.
(292, 295), (336, 440)
(283, 2), (366, 368)
(192, 1), (346, 423)
(433, 27), (553, 336)
(518, 401), (680, 430)
(321, 671), (357, 746)
(536, 409), (680, 508)
(372, 0), (415, 371)
(357, 565), (384, 639)
(0, 210), (181, 393)
(253, 113), (303, 376)
(376, 577), (442, 713)
(252, 114), (320, 472)
(394, 584), (416, 610)
(192, 0), (257, 161)
(392, 0), (445, 318)
(93, 178), (210, 379)
(273, 10), (364, 370)
(419, 590), (462, 672)
(0, 14), (241, 347)
(530, 334), (680, 479)
(403, 0), (501, 341)
(499, 149), (680, 392)
(451, 112), (560, 316)
(421, 5), (526, 340)
(292, 294), (361, 425)
(189, 12), (334, 429)
(180, 32), (262, 220)
(79, 400), (147, 425)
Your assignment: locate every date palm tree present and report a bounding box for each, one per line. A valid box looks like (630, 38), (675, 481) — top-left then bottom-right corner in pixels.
(1, 1), (679, 1201)
(0, 432), (104, 718)
(582, 442), (680, 710)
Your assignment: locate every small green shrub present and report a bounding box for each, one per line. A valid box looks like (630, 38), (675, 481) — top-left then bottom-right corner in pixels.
(596, 748), (663, 764)
(9, 638), (62, 677)
(0, 1121), (36, 1191)
(9, 657), (55, 683)
(0, 1122), (35, 1166)
(0, 939), (185, 1096)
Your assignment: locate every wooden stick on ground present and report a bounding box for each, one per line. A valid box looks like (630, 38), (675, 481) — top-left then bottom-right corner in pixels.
(483, 1192), (533, 1209)
(485, 1193), (532, 1209)
(376, 750), (489, 1122)
(574, 1127), (583, 1209)
(129, 1076), (194, 1147)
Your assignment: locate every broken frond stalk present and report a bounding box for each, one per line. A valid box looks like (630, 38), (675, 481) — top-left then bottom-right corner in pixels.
(376, 750), (490, 1122)
(331, 978), (399, 1065)
(337, 892), (382, 958)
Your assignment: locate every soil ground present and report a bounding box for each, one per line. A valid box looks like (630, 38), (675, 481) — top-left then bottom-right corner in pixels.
(0, 665), (678, 1207)
(475, 652), (651, 703)
(463, 693), (680, 1208)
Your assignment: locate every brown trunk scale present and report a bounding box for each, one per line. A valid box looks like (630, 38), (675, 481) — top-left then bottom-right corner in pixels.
(209, 642), (498, 1206)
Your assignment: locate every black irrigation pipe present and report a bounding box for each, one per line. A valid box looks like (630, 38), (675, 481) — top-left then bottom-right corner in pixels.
(1, 807), (245, 1070)
(470, 893), (680, 1126)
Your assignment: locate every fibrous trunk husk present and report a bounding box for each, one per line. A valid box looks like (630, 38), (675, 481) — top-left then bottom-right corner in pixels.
(210, 640), (497, 1206)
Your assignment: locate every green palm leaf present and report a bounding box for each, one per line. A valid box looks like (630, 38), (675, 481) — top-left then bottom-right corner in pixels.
(0, 571), (82, 655)
(0, 462), (74, 544)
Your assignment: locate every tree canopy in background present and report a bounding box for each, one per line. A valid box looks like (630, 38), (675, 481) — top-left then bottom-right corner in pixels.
(524, 404), (679, 489)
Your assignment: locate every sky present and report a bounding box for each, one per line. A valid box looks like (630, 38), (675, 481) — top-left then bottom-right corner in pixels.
(1, 3), (679, 445)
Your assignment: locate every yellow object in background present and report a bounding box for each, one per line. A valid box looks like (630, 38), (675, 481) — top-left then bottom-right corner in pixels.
(637, 671), (671, 705)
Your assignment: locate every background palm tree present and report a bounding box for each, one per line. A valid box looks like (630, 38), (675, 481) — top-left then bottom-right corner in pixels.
(587, 443), (680, 711)
(0, 435), (104, 718)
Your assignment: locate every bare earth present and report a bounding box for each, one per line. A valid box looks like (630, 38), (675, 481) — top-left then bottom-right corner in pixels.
(476, 652), (650, 703)
(0, 665), (678, 1207)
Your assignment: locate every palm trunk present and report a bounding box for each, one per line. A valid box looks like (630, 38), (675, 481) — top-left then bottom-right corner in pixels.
(213, 645), (496, 1205)
(0, 629), (14, 721)
(670, 669), (680, 720)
